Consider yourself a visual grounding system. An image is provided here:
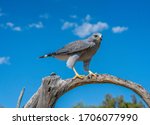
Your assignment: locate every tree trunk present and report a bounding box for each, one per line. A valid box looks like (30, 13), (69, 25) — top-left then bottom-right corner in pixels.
(24, 73), (150, 108)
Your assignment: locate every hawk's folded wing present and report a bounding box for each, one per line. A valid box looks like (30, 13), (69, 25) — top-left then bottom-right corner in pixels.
(55, 40), (95, 55)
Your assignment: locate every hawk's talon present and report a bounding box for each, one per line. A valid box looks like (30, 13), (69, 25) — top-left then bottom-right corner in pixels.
(73, 74), (84, 79)
(88, 70), (97, 77)
(73, 67), (84, 79)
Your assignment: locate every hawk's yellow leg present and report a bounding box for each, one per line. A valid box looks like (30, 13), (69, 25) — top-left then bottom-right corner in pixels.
(73, 67), (84, 79)
(88, 70), (97, 77)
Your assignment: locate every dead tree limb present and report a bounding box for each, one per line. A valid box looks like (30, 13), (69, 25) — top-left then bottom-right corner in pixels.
(24, 73), (150, 108)
(16, 88), (25, 108)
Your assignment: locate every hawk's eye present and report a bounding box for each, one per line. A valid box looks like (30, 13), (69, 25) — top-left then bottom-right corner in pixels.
(94, 35), (98, 38)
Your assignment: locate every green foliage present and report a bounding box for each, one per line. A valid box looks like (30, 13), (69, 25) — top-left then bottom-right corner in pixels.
(73, 94), (145, 108)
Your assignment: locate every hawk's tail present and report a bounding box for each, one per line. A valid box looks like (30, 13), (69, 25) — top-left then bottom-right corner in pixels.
(39, 53), (53, 58)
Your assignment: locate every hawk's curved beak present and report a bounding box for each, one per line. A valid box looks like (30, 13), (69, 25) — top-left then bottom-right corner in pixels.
(100, 37), (102, 40)
(96, 37), (102, 41)
(100, 36), (102, 41)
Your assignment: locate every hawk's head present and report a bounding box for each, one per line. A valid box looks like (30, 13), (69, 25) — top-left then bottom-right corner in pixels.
(92, 33), (103, 43)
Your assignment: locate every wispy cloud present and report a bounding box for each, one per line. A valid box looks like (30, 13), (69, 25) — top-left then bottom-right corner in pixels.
(0, 10), (45, 31)
(62, 14), (108, 38)
(39, 13), (49, 19)
(0, 21), (44, 31)
(13, 26), (22, 31)
(6, 22), (14, 27)
(6, 22), (22, 31)
(61, 21), (77, 30)
(112, 26), (128, 33)
(28, 21), (44, 29)
(0, 57), (10, 65)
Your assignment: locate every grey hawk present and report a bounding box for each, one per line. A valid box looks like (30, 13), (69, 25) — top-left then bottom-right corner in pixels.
(39, 33), (103, 79)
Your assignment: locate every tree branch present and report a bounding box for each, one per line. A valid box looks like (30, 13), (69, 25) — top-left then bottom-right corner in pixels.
(24, 73), (150, 108)
(16, 88), (25, 108)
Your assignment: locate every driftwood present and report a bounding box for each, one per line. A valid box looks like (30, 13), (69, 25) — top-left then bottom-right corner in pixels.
(24, 73), (150, 108)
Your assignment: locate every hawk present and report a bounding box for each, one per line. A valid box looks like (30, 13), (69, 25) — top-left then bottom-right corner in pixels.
(40, 33), (102, 79)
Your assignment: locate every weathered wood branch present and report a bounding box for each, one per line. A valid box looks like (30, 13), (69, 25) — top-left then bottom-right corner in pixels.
(16, 88), (25, 108)
(24, 73), (150, 108)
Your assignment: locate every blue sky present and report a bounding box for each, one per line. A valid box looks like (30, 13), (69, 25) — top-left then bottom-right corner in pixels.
(0, 0), (150, 107)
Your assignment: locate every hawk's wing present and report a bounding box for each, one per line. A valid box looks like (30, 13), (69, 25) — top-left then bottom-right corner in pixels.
(55, 40), (95, 55)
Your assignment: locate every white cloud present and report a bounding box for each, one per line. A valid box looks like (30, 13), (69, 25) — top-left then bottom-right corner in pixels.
(28, 22), (44, 29)
(6, 22), (14, 27)
(39, 13), (49, 19)
(5, 22), (22, 31)
(61, 21), (77, 30)
(74, 22), (108, 38)
(0, 21), (44, 31)
(112, 26), (128, 33)
(61, 14), (109, 38)
(61, 14), (129, 37)
(0, 9), (44, 31)
(13, 26), (22, 31)
(0, 57), (10, 65)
